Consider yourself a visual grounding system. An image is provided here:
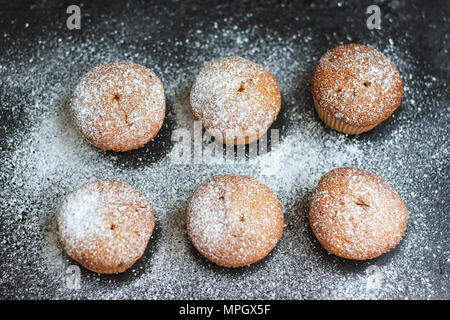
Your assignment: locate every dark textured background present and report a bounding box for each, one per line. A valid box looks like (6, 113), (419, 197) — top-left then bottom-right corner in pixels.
(0, 0), (449, 299)
(1, 0), (449, 155)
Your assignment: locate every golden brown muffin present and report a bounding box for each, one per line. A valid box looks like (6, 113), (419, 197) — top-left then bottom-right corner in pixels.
(311, 44), (403, 134)
(190, 56), (281, 145)
(186, 175), (284, 267)
(71, 62), (165, 151)
(57, 179), (155, 274)
(309, 167), (408, 260)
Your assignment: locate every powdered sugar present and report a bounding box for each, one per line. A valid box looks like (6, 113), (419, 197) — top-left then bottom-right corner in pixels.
(72, 62), (165, 151)
(190, 56), (280, 141)
(312, 44), (403, 127)
(58, 185), (104, 240)
(0, 7), (448, 299)
(309, 167), (408, 260)
(186, 175), (283, 267)
(56, 179), (155, 274)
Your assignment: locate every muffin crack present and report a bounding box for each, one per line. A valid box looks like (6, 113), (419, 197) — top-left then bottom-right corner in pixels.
(112, 94), (132, 127)
(353, 197), (370, 210)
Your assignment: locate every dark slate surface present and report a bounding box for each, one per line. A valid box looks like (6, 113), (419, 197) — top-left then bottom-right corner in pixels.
(0, 0), (448, 299)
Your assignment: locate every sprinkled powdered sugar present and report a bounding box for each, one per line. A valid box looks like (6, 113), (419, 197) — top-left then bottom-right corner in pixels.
(58, 185), (104, 240)
(0, 10), (448, 299)
(186, 175), (283, 267)
(72, 62), (165, 151)
(57, 179), (155, 274)
(312, 44), (403, 127)
(309, 167), (408, 261)
(190, 56), (280, 140)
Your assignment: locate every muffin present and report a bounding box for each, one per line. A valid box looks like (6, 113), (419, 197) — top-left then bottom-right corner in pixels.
(311, 44), (403, 134)
(309, 167), (408, 260)
(186, 175), (284, 267)
(190, 56), (281, 145)
(57, 179), (155, 274)
(71, 62), (165, 151)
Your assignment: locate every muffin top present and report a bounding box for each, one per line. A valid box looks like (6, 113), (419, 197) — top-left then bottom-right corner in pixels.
(190, 56), (281, 142)
(57, 179), (155, 273)
(312, 44), (403, 127)
(186, 174), (284, 267)
(309, 167), (408, 260)
(71, 62), (165, 151)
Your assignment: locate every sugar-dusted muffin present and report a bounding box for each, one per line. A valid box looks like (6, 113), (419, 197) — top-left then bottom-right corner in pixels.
(57, 179), (155, 274)
(309, 167), (408, 260)
(71, 62), (165, 151)
(311, 44), (403, 134)
(186, 175), (284, 267)
(190, 56), (281, 145)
